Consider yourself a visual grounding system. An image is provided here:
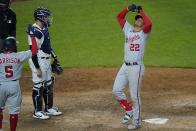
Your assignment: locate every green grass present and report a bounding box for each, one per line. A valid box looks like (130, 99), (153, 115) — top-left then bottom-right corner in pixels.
(11, 0), (196, 68)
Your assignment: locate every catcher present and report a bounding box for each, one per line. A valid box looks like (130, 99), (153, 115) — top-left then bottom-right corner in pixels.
(27, 7), (63, 119)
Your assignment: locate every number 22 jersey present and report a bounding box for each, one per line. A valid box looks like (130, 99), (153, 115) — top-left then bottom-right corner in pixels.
(123, 21), (149, 63)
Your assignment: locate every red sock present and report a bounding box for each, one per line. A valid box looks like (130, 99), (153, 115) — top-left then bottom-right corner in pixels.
(10, 114), (18, 131)
(118, 99), (132, 111)
(0, 109), (3, 129)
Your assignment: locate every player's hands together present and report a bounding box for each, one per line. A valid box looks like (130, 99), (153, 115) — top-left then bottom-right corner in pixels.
(128, 4), (137, 12)
(128, 4), (142, 13)
(36, 68), (42, 77)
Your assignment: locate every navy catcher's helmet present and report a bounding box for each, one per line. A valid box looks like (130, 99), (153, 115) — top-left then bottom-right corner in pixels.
(0, 0), (11, 11)
(34, 7), (52, 27)
(2, 37), (17, 52)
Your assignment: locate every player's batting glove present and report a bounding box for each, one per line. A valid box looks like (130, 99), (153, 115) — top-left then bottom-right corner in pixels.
(136, 5), (142, 13)
(128, 4), (137, 12)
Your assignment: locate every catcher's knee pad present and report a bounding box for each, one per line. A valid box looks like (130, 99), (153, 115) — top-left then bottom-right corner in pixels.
(43, 79), (54, 110)
(32, 82), (44, 112)
(43, 78), (54, 88)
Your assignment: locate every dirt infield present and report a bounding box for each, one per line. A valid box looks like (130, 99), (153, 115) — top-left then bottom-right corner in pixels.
(2, 67), (196, 131)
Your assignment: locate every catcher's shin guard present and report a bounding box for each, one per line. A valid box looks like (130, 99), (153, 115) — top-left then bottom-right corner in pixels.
(32, 82), (44, 112)
(43, 78), (54, 110)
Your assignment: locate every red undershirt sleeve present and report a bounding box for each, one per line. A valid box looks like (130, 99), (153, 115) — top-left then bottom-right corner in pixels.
(31, 36), (38, 56)
(140, 10), (152, 33)
(30, 36), (40, 69)
(116, 8), (129, 29)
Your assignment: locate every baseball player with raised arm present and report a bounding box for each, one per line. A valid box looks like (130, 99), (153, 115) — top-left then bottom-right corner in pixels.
(27, 7), (62, 120)
(112, 4), (152, 130)
(0, 37), (37, 131)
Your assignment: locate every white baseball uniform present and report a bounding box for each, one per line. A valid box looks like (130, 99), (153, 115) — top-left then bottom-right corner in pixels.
(0, 51), (32, 114)
(113, 8), (152, 126)
(28, 23), (52, 84)
(27, 23), (57, 114)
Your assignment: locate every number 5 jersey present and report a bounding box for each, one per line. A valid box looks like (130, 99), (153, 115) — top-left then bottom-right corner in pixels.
(0, 51), (32, 82)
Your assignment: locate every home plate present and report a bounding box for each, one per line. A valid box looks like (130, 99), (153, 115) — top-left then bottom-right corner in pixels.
(142, 118), (168, 124)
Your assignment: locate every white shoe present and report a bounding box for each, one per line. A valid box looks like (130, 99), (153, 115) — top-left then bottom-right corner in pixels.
(45, 107), (62, 116)
(33, 111), (50, 120)
(122, 112), (133, 124)
(128, 124), (141, 130)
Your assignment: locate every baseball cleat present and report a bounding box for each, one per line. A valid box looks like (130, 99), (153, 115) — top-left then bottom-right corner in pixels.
(122, 112), (133, 124)
(45, 107), (62, 116)
(128, 124), (141, 130)
(33, 111), (50, 120)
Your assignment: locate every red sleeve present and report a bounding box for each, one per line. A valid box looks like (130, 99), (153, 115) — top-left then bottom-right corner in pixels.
(140, 10), (152, 33)
(31, 37), (38, 56)
(116, 8), (129, 29)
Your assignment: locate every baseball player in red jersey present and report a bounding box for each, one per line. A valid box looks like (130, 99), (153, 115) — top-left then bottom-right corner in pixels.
(0, 37), (37, 131)
(112, 4), (152, 130)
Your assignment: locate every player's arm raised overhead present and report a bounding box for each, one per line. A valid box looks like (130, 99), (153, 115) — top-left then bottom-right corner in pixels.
(138, 6), (152, 33)
(116, 4), (137, 28)
(116, 8), (129, 28)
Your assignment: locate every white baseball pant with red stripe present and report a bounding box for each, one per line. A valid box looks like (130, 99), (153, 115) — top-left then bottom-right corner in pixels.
(113, 63), (144, 125)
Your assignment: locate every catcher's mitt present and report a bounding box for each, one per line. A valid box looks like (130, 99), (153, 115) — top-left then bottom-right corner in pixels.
(51, 59), (63, 75)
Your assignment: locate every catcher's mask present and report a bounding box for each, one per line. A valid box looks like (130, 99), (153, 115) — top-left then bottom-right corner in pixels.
(2, 37), (17, 52)
(34, 7), (53, 27)
(0, 0), (11, 11)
